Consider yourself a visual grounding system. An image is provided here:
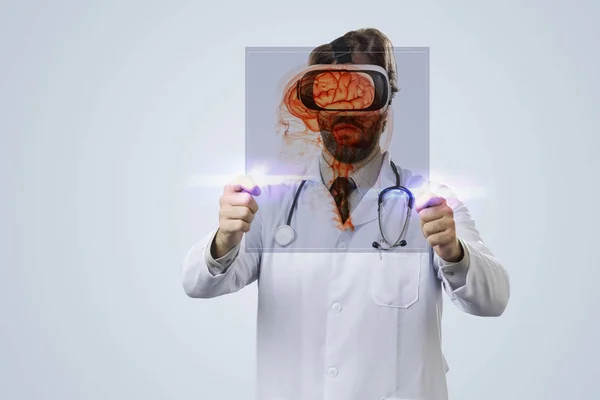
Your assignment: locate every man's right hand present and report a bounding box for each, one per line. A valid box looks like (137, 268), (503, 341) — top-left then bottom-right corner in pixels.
(212, 176), (261, 259)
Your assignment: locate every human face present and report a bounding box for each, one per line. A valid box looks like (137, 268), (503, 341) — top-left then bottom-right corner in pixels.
(317, 52), (388, 164)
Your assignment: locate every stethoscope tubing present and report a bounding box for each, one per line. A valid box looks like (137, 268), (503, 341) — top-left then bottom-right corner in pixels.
(275, 160), (414, 249)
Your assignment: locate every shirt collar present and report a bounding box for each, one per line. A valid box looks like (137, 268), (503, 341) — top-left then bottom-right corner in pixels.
(304, 148), (398, 188)
(318, 149), (384, 196)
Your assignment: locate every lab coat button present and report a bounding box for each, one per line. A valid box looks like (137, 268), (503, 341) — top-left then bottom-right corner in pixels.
(338, 241), (346, 250)
(331, 303), (342, 313)
(327, 367), (338, 377)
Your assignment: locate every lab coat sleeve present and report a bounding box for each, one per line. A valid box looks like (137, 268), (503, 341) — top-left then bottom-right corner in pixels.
(436, 240), (470, 290)
(204, 229), (241, 275)
(432, 183), (510, 317)
(181, 212), (262, 299)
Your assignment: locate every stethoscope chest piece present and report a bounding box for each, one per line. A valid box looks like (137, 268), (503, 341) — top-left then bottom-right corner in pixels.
(275, 225), (296, 247)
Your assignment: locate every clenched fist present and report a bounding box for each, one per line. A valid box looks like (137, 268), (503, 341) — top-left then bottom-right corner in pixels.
(415, 192), (463, 263)
(212, 176), (261, 259)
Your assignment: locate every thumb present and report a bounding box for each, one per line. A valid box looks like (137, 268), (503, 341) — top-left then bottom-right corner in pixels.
(415, 192), (446, 212)
(225, 175), (261, 196)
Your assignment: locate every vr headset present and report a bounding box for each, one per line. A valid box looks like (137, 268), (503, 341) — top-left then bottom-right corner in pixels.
(295, 37), (392, 113)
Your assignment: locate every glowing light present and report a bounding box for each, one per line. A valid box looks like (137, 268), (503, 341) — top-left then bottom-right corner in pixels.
(184, 169), (488, 200)
(249, 163), (269, 177)
(429, 170), (490, 200)
(185, 172), (309, 188)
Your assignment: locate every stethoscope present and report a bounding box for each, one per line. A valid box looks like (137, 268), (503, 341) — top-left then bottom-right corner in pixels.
(274, 161), (415, 250)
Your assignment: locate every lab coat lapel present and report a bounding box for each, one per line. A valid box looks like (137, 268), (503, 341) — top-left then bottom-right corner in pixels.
(350, 151), (398, 226)
(300, 155), (344, 230)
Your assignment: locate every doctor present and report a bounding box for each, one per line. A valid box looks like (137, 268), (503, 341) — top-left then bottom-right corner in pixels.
(182, 28), (510, 400)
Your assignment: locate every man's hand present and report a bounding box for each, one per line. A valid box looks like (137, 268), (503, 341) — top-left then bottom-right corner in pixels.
(415, 192), (463, 263)
(213, 176), (261, 259)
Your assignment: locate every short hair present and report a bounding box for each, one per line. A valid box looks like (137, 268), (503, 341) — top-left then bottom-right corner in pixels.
(308, 28), (399, 99)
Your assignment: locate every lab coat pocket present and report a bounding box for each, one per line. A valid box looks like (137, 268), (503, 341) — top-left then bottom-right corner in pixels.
(370, 252), (421, 308)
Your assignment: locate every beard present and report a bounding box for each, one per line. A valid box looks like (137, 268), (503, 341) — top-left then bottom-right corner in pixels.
(318, 113), (387, 164)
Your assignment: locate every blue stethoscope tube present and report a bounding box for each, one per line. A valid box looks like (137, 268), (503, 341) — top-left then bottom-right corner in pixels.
(274, 161), (414, 250)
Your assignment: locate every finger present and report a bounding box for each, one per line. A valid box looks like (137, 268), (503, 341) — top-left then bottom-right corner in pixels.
(220, 205), (255, 224)
(222, 193), (259, 214)
(419, 204), (453, 224)
(415, 193), (446, 213)
(222, 219), (251, 234)
(422, 217), (451, 237)
(224, 176), (261, 196)
(426, 229), (454, 247)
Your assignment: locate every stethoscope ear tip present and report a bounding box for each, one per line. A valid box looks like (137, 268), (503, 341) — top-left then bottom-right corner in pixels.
(373, 240), (407, 250)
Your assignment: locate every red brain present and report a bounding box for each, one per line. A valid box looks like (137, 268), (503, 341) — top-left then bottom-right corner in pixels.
(313, 71), (375, 110)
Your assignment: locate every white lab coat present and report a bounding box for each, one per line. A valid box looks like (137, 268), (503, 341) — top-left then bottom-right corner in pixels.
(182, 151), (510, 400)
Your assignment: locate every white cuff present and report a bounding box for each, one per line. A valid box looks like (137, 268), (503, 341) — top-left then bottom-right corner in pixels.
(437, 238), (470, 290)
(204, 230), (241, 276)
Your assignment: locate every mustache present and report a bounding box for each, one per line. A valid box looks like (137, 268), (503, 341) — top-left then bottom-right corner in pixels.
(332, 116), (363, 127)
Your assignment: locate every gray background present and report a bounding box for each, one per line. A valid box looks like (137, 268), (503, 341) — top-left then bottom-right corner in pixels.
(1, 0), (599, 399)
(245, 47), (429, 178)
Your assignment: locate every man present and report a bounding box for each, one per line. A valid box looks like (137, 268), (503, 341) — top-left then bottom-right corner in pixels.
(182, 28), (510, 400)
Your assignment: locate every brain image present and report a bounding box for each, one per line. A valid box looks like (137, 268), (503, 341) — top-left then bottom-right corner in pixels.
(312, 71), (375, 110)
(282, 70), (377, 132)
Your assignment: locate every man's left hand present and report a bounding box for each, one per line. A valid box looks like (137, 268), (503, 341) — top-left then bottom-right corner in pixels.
(415, 192), (464, 263)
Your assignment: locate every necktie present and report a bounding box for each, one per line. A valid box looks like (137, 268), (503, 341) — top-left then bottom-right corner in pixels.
(330, 177), (357, 224)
